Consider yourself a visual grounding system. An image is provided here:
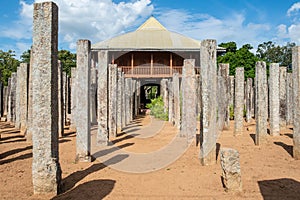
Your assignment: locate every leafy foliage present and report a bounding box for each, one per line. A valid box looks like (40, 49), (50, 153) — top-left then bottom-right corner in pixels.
(58, 50), (76, 77)
(217, 42), (258, 79)
(0, 50), (19, 85)
(145, 96), (168, 121)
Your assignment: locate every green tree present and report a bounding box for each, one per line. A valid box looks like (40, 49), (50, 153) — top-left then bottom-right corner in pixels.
(20, 49), (31, 64)
(0, 50), (20, 85)
(217, 42), (258, 79)
(256, 41), (295, 68)
(58, 50), (76, 77)
(219, 41), (237, 53)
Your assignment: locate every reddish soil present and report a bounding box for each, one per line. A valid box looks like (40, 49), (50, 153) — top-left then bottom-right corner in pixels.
(1, 115), (300, 200)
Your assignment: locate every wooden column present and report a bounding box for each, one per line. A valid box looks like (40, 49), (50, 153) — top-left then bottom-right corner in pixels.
(170, 53), (173, 75)
(131, 53), (134, 75)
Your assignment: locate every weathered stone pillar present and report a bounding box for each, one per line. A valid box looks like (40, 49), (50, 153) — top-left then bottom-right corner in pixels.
(181, 59), (196, 141)
(229, 76), (235, 110)
(220, 148), (242, 192)
(218, 63), (230, 130)
(255, 61), (268, 145)
(292, 46), (300, 159)
(121, 72), (126, 129)
(125, 78), (132, 125)
(200, 39), (217, 165)
(58, 60), (64, 137)
(195, 75), (201, 121)
(117, 67), (123, 133)
(173, 73), (180, 129)
(97, 50), (109, 146)
(26, 49), (33, 141)
(70, 67), (77, 131)
(161, 79), (169, 113)
(136, 80), (141, 116)
(245, 78), (253, 123)
(75, 39), (91, 162)
(31, 2), (61, 194)
(234, 67), (244, 136)
(7, 73), (17, 123)
(269, 63), (280, 136)
(132, 79), (137, 118)
(286, 72), (294, 126)
(279, 67), (287, 128)
(62, 72), (68, 125)
(2, 86), (8, 119)
(130, 79), (134, 121)
(90, 66), (97, 125)
(16, 63), (29, 135)
(168, 79), (174, 124)
(108, 64), (117, 138)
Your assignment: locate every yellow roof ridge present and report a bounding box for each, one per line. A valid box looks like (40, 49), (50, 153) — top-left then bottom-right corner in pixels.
(137, 16), (167, 31)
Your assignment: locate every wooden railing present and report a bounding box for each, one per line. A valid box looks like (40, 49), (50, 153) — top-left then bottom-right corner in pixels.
(120, 66), (200, 78)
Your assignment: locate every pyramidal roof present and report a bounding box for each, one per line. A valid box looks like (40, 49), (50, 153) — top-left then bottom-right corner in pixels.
(92, 17), (201, 50)
(137, 17), (167, 31)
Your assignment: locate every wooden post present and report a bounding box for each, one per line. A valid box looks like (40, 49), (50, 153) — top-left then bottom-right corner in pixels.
(170, 53), (173, 75)
(131, 53), (134, 75)
(151, 53), (153, 76)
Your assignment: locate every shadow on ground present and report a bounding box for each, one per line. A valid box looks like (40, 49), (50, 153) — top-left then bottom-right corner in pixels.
(258, 178), (300, 200)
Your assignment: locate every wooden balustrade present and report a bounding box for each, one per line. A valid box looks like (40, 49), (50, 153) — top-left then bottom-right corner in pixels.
(119, 66), (200, 78)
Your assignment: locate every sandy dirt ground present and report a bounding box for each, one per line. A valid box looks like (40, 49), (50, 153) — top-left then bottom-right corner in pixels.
(1, 115), (300, 200)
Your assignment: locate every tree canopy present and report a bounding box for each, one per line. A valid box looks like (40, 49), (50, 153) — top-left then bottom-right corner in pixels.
(0, 50), (19, 85)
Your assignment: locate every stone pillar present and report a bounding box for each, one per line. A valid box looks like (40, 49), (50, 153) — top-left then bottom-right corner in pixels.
(255, 61), (268, 145)
(27, 49), (33, 142)
(132, 79), (137, 118)
(269, 63), (280, 136)
(130, 79), (134, 121)
(168, 80), (174, 124)
(220, 148), (242, 192)
(218, 63), (230, 130)
(97, 50), (109, 146)
(279, 67), (287, 128)
(16, 63), (29, 135)
(292, 46), (300, 159)
(195, 75), (201, 121)
(229, 76), (235, 109)
(117, 67), (123, 133)
(108, 64), (117, 138)
(160, 79), (169, 113)
(245, 78), (253, 123)
(90, 66), (97, 125)
(15, 68), (21, 128)
(70, 67), (77, 131)
(286, 72), (293, 126)
(75, 39), (91, 162)
(58, 60), (64, 137)
(136, 80), (141, 116)
(173, 73), (180, 129)
(125, 78), (132, 125)
(234, 67), (244, 136)
(62, 72), (68, 125)
(7, 73), (17, 123)
(2, 86), (8, 118)
(181, 59), (196, 141)
(121, 72), (126, 129)
(200, 39), (217, 165)
(0, 81), (2, 117)
(31, 2), (61, 194)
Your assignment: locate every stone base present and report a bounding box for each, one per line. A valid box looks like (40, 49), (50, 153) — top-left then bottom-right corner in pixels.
(75, 154), (93, 163)
(200, 146), (216, 166)
(1, 117), (7, 122)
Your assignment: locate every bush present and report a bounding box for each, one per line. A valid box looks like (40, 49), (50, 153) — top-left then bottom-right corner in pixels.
(146, 96), (168, 121)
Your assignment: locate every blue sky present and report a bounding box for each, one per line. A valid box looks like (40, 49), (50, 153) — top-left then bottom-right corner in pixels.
(0, 0), (300, 58)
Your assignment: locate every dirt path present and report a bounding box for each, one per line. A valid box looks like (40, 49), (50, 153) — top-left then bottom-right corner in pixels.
(1, 116), (300, 199)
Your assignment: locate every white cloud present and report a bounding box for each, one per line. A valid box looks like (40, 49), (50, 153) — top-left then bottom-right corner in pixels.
(157, 9), (271, 49)
(287, 2), (300, 17)
(2, 0), (154, 51)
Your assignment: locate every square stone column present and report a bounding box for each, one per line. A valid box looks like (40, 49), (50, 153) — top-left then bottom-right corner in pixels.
(16, 63), (29, 135)
(279, 67), (287, 128)
(90, 66), (97, 125)
(121, 72), (126, 129)
(160, 79), (169, 113)
(269, 63), (280, 136)
(168, 80), (174, 124)
(117, 67), (123, 133)
(75, 39), (91, 162)
(255, 61), (268, 145)
(172, 73), (180, 129)
(245, 78), (253, 123)
(292, 46), (300, 159)
(7, 73), (17, 123)
(234, 67), (244, 136)
(31, 2), (61, 194)
(97, 50), (109, 146)
(200, 39), (217, 165)
(218, 63), (230, 130)
(286, 72), (294, 126)
(108, 64), (117, 138)
(181, 59), (197, 142)
(58, 60), (64, 137)
(125, 78), (132, 125)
